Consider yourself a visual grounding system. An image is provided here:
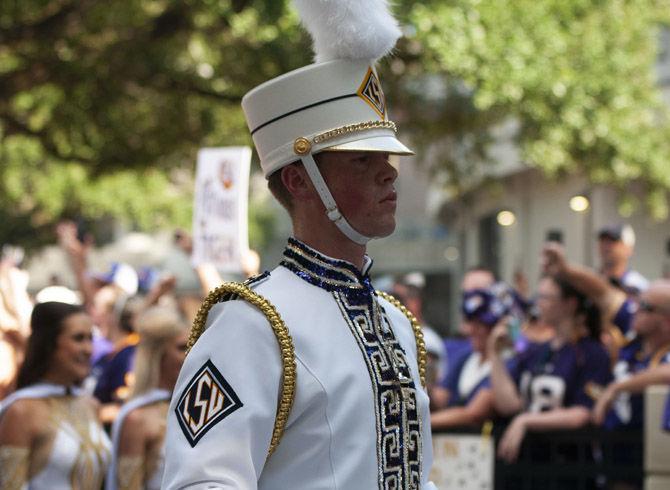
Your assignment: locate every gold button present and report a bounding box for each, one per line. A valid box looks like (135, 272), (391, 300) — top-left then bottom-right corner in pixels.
(293, 137), (311, 155)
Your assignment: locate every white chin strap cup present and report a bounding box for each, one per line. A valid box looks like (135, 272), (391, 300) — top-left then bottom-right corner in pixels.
(300, 153), (372, 245)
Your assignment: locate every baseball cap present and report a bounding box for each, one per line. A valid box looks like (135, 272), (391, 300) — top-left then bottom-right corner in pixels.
(92, 262), (139, 296)
(598, 224), (636, 247)
(462, 282), (525, 327)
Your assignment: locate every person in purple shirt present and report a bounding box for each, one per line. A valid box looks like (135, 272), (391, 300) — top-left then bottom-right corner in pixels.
(488, 275), (612, 463)
(590, 282), (670, 429)
(542, 243), (670, 432)
(431, 266), (497, 412)
(431, 286), (516, 429)
(543, 242), (636, 355)
(600, 337), (670, 430)
(611, 297), (637, 338)
(591, 361), (670, 431)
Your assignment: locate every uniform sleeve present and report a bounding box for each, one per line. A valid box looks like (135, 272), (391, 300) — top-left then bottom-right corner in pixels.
(571, 343), (613, 409)
(162, 300), (283, 490)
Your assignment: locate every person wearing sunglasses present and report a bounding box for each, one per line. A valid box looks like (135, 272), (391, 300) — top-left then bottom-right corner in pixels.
(592, 285), (670, 429)
(543, 243), (670, 431)
(543, 243), (670, 488)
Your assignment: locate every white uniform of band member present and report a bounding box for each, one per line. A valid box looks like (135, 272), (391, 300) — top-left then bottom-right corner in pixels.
(106, 388), (171, 490)
(0, 383), (111, 489)
(164, 242), (434, 489)
(162, 0), (436, 488)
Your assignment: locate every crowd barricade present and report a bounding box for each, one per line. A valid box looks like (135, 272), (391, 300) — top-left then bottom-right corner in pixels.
(645, 385), (670, 490)
(430, 424), (643, 489)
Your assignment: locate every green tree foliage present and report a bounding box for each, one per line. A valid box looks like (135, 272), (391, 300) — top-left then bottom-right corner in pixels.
(3, 0), (670, 253)
(0, 0), (310, 249)
(402, 0), (670, 219)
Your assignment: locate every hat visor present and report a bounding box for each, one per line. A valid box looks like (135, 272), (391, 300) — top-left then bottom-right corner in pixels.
(598, 231), (621, 241)
(323, 135), (414, 155)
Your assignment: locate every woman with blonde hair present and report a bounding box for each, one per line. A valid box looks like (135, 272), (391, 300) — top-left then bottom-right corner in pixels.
(107, 305), (188, 490)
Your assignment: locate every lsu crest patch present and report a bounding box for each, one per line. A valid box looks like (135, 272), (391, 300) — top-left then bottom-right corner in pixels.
(357, 66), (386, 119)
(175, 359), (243, 447)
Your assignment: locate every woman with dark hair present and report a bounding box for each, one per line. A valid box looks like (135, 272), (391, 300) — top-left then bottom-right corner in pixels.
(487, 276), (613, 463)
(0, 301), (110, 489)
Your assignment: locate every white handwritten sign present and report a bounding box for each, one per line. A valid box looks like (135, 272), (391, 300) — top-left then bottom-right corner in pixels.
(429, 433), (494, 489)
(192, 147), (251, 273)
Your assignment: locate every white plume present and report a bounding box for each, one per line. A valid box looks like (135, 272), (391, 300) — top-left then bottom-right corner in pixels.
(293, 0), (402, 63)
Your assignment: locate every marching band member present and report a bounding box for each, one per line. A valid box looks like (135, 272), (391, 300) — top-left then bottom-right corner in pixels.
(107, 306), (188, 490)
(0, 302), (110, 489)
(162, 0), (436, 488)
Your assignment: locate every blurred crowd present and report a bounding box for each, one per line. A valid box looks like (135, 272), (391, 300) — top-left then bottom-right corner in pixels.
(392, 224), (670, 489)
(1, 222), (669, 489)
(0, 222), (258, 489)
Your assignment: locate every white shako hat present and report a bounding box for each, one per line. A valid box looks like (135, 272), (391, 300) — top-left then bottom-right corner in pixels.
(242, 60), (412, 178)
(241, 0), (412, 245)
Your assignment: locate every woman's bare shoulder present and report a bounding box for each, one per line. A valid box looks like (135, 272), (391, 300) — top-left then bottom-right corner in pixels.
(2, 397), (51, 419)
(0, 398), (49, 445)
(118, 405), (153, 455)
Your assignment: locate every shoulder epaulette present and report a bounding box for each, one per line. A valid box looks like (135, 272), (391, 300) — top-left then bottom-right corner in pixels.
(187, 279), (295, 457)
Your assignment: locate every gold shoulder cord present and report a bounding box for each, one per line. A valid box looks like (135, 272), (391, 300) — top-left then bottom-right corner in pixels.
(376, 291), (427, 388)
(187, 282), (296, 457)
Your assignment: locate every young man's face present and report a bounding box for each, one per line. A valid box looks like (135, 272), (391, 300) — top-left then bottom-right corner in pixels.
(598, 236), (631, 269)
(317, 151), (399, 239)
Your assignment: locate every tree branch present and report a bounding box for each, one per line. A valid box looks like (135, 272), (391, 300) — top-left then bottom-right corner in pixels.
(1, 112), (94, 165)
(0, 0), (80, 46)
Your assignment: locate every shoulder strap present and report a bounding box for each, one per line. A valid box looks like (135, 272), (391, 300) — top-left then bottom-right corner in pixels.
(107, 389), (171, 490)
(376, 290), (427, 388)
(188, 281), (296, 457)
(0, 383), (81, 418)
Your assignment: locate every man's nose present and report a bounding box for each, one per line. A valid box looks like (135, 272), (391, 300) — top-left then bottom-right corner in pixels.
(376, 154), (397, 183)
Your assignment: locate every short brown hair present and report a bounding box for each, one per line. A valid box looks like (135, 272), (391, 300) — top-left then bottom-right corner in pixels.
(267, 164), (297, 213)
(267, 155), (331, 213)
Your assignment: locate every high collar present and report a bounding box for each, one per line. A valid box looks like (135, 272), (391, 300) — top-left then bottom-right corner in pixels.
(280, 237), (374, 294)
(37, 381), (82, 395)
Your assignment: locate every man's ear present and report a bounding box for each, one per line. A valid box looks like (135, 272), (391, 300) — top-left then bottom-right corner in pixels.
(281, 163), (316, 201)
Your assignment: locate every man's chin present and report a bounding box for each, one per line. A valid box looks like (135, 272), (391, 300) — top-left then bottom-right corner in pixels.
(375, 222), (396, 238)
(349, 218), (395, 241)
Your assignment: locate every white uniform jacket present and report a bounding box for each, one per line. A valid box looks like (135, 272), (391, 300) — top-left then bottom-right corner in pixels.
(162, 238), (434, 489)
